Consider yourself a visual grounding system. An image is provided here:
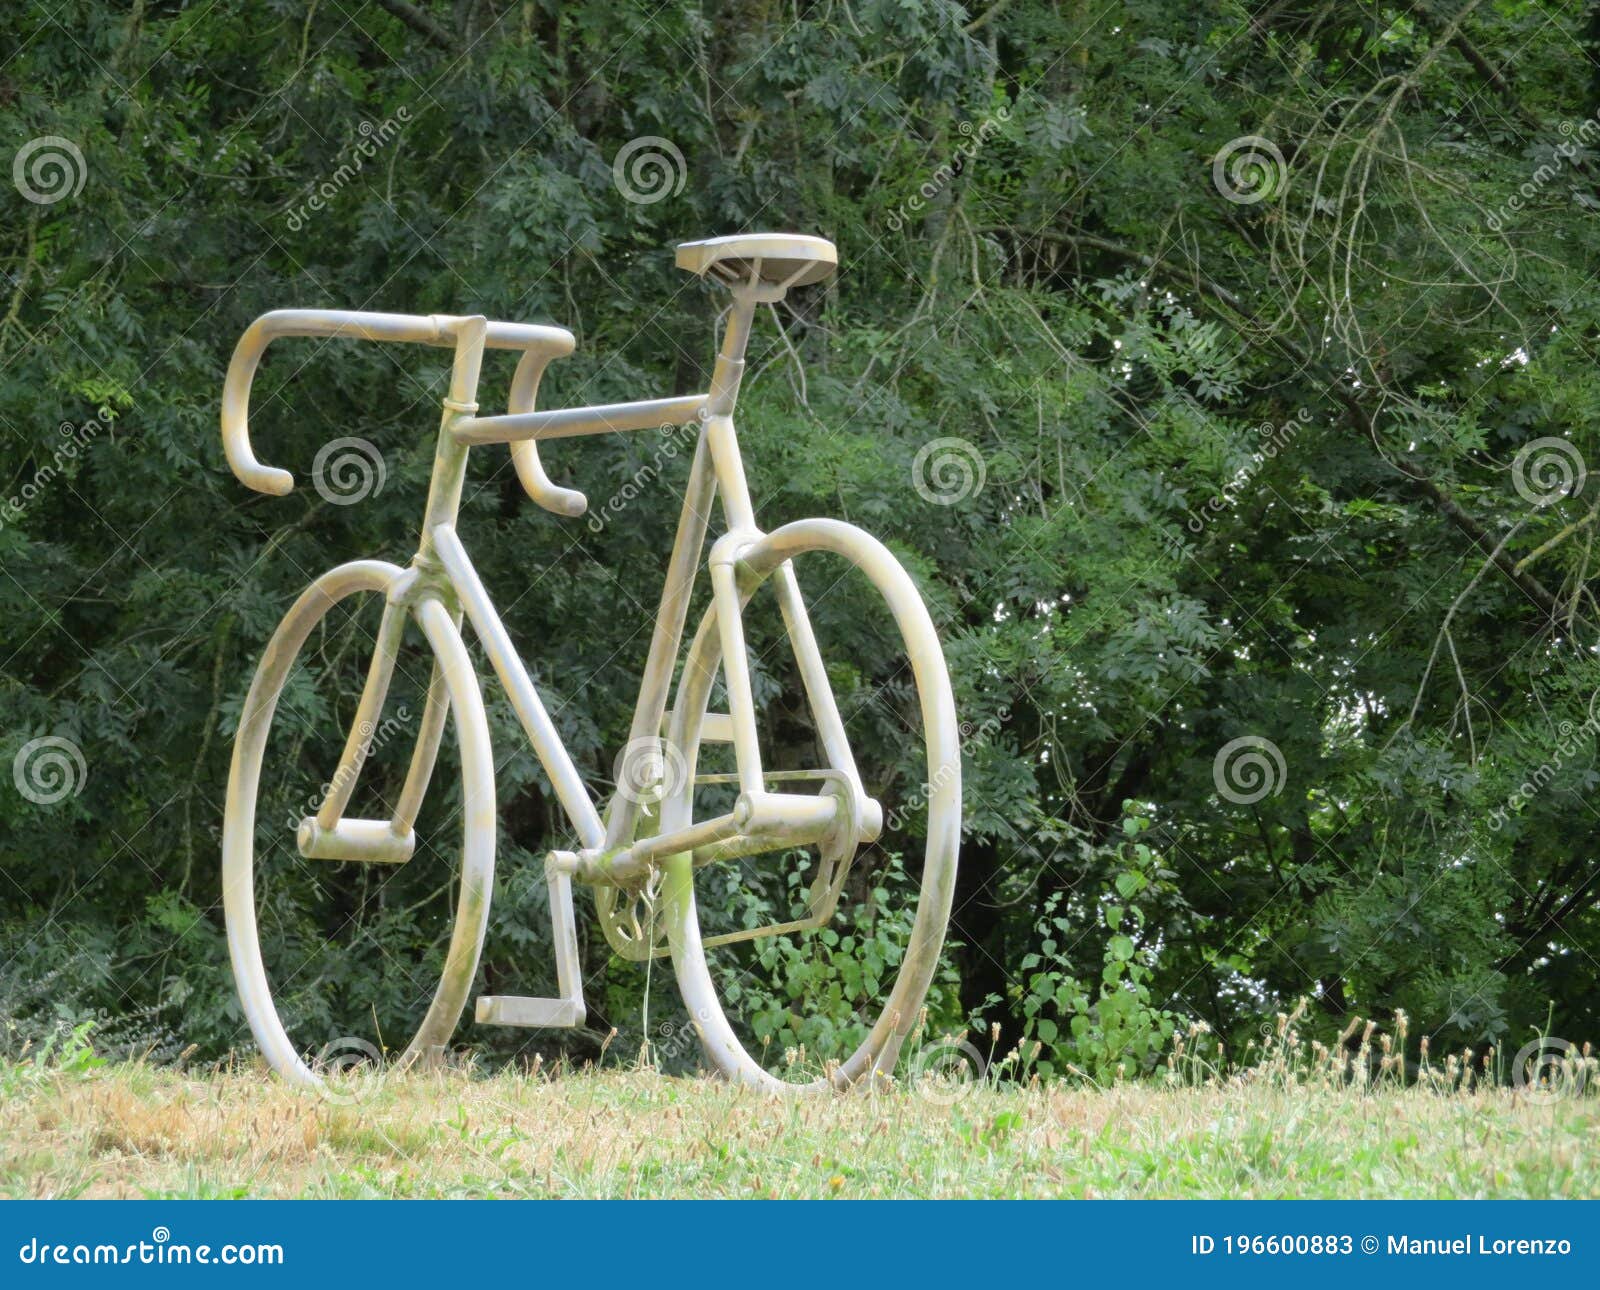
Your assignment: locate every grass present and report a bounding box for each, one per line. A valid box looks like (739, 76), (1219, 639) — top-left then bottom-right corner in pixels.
(1, 1057), (1595, 1199)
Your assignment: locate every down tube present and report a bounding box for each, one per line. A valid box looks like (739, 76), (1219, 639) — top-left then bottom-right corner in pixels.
(430, 523), (605, 851)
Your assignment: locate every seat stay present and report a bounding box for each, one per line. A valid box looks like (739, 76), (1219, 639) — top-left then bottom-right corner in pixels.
(768, 559), (867, 810)
(709, 558), (765, 799)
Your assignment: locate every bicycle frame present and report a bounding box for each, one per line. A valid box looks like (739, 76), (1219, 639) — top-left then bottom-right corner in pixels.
(251, 287), (878, 1027)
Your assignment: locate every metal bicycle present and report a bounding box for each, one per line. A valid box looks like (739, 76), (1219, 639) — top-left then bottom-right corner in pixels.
(219, 234), (961, 1092)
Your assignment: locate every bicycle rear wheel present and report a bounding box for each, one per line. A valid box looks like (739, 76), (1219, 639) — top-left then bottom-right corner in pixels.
(660, 518), (961, 1091)
(221, 561), (495, 1088)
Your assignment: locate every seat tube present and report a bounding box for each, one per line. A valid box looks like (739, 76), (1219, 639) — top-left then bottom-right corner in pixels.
(702, 291), (768, 795)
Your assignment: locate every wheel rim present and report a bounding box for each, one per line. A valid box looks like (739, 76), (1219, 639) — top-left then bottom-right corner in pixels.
(661, 518), (961, 1091)
(221, 562), (496, 1088)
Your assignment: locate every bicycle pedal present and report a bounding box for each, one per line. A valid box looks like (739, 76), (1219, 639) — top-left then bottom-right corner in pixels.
(475, 995), (585, 1028)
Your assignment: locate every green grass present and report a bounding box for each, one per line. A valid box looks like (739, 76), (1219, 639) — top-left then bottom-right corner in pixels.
(1, 1060), (1594, 1198)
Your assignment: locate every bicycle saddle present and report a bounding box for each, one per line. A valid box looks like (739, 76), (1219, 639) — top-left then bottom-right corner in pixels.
(675, 233), (837, 289)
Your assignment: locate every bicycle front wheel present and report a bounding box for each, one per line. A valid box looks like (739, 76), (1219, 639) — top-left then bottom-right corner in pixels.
(661, 518), (961, 1091)
(221, 561), (495, 1088)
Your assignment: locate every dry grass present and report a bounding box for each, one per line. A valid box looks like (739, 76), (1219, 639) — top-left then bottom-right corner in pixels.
(2, 1056), (1595, 1199)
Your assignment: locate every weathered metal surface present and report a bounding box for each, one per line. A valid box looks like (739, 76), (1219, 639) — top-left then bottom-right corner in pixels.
(659, 518), (961, 1090)
(452, 393), (709, 445)
(220, 561), (497, 1088)
(675, 233), (838, 289)
(219, 233), (961, 1093)
(474, 995), (584, 1028)
(296, 816), (416, 865)
(221, 309), (572, 496)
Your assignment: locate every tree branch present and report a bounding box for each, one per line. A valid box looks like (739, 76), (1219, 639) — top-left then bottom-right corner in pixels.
(983, 225), (1568, 621)
(373, 0), (457, 51)
(1409, 2), (1547, 137)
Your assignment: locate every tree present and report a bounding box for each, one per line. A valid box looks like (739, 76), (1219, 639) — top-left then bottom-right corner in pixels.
(2, 0), (1597, 1071)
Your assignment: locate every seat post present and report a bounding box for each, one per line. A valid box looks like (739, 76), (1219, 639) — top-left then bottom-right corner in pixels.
(707, 292), (757, 418)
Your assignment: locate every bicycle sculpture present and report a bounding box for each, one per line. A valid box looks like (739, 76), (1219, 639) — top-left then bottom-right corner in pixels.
(220, 234), (961, 1092)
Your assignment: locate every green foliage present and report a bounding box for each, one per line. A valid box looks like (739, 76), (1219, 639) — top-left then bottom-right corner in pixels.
(4, 0), (1600, 1075)
(1019, 809), (1178, 1078)
(715, 853), (963, 1061)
